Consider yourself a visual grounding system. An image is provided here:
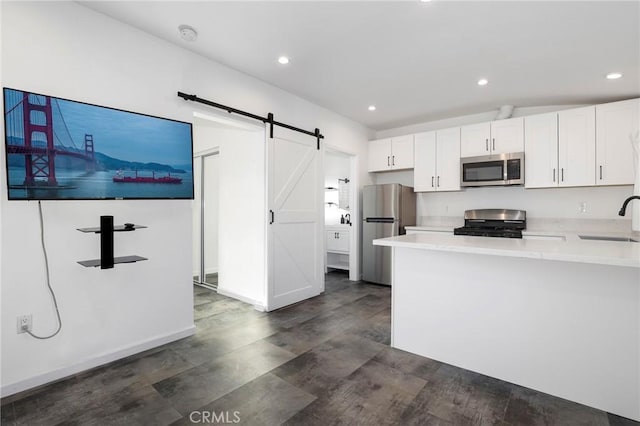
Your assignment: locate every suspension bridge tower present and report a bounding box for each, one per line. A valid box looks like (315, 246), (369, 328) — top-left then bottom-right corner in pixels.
(22, 94), (57, 186)
(84, 134), (96, 172)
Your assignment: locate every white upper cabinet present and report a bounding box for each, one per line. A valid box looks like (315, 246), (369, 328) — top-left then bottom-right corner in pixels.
(414, 131), (437, 192)
(368, 135), (414, 172)
(414, 128), (461, 192)
(490, 117), (524, 154)
(460, 122), (491, 157)
(558, 106), (596, 187)
(460, 118), (523, 157)
(368, 138), (392, 172)
(525, 112), (559, 188)
(595, 98), (639, 186)
(390, 134), (415, 170)
(436, 128), (462, 191)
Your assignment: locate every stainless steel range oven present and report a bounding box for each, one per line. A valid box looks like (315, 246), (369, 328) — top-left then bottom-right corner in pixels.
(461, 152), (524, 187)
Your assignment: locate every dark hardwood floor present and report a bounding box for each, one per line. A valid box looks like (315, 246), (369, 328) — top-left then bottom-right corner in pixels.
(1, 271), (637, 425)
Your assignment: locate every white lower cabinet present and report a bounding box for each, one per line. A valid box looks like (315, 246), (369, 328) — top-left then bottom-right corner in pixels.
(414, 128), (461, 192)
(326, 227), (350, 270)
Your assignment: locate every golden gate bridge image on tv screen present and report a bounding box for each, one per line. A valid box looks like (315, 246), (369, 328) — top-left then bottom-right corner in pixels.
(3, 88), (194, 200)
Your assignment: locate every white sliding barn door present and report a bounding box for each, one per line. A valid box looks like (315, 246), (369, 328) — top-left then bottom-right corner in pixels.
(267, 127), (323, 311)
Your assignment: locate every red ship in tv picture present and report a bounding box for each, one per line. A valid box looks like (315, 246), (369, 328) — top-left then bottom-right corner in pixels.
(112, 170), (182, 184)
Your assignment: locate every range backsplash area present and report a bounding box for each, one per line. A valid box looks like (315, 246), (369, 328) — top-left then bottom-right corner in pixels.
(415, 185), (634, 232)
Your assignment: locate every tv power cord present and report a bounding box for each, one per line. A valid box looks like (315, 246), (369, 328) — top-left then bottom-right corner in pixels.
(23, 201), (63, 339)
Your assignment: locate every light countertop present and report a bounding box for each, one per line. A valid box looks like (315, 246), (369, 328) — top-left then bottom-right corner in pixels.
(325, 224), (352, 230)
(374, 231), (640, 268)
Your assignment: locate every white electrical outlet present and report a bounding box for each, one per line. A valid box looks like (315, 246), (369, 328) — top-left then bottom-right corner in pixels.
(17, 315), (32, 334)
(579, 202), (588, 214)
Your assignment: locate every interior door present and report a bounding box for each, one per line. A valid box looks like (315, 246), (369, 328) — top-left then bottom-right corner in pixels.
(267, 127), (323, 311)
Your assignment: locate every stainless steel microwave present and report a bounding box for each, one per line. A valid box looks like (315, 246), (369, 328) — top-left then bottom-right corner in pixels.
(460, 152), (524, 187)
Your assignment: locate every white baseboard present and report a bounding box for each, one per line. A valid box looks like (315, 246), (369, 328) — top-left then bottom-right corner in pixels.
(0, 325), (195, 398)
(216, 286), (265, 311)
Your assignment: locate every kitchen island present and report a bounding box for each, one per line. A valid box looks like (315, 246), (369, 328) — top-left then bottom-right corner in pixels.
(374, 232), (640, 421)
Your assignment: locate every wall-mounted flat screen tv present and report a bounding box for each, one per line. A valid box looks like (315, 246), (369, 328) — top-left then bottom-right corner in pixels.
(3, 88), (194, 200)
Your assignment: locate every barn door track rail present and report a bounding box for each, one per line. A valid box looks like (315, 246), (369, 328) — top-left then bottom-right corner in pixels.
(177, 92), (324, 150)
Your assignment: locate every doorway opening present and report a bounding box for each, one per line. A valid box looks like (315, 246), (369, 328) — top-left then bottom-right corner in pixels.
(193, 151), (219, 290)
(323, 146), (359, 281)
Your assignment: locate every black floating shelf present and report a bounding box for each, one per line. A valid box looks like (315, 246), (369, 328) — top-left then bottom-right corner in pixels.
(77, 225), (147, 233)
(78, 216), (147, 269)
(78, 255), (148, 268)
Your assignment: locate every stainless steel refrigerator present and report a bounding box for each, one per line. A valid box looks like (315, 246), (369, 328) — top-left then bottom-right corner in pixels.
(362, 184), (416, 285)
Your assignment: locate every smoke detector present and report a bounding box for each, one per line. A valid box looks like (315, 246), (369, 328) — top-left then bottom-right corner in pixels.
(178, 25), (198, 42)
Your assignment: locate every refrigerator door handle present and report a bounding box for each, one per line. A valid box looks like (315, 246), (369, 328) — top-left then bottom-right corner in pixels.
(364, 217), (396, 223)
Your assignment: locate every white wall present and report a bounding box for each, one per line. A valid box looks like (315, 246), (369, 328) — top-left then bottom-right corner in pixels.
(192, 120), (267, 308)
(417, 185), (634, 221)
(192, 151), (219, 277)
(375, 105), (585, 139)
(203, 155), (219, 275)
(0, 1), (372, 396)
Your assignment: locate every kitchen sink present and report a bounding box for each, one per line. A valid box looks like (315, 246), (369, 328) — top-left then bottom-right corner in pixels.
(578, 235), (639, 243)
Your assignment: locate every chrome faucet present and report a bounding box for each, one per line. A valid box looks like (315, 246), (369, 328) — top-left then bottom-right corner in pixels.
(618, 196), (640, 216)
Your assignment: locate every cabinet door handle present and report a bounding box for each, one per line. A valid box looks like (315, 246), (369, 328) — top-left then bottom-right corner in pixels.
(561, 168), (564, 182)
(486, 139), (489, 151)
(392, 155), (395, 166)
(437, 176), (440, 187)
(387, 156), (390, 166)
(492, 138), (495, 151)
(431, 176), (434, 187)
(553, 168), (556, 182)
(599, 165), (603, 180)
(269, 210), (274, 224)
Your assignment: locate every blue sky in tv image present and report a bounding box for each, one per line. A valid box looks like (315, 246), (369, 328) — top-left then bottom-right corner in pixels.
(3, 88), (194, 200)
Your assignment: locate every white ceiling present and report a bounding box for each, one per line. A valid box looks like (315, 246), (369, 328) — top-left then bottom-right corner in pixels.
(80, 1), (640, 131)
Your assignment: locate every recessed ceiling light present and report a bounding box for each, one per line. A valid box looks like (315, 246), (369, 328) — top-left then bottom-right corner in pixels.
(420, 0), (432, 2)
(178, 25), (198, 42)
(278, 56), (290, 65)
(477, 78), (489, 86)
(368, 105), (376, 111)
(606, 72), (622, 80)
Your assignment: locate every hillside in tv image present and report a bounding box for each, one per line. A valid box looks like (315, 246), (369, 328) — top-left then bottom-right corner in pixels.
(3, 88), (194, 200)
